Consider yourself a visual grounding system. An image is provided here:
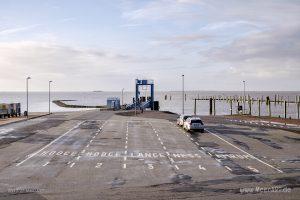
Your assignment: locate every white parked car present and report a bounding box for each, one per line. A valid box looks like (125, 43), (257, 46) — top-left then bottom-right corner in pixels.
(183, 117), (204, 133)
(177, 114), (192, 126)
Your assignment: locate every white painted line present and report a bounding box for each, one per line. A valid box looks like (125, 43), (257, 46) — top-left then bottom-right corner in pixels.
(190, 138), (194, 141)
(170, 158), (174, 163)
(207, 152), (212, 156)
(92, 136), (96, 139)
(124, 156), (127, 161)
(42, 161), (49, 167)
(16, 121), (85, 166)
(70, 163), (75, 168)
(125, 145), (128, 149)
(76, 156), (81, 160)
(86, 144), (90, 148)
(195, 142), (199, 145)
(125, 140), (128, 144)
(198, 165), (206, 170)
(201, 147), (205, 150)
(215, 159), (221, 163)
(166, 152), (170, 156)
(126, 137), (128, 140)
(81, 150), (86, 153)
(89, 140), (93, 143)
(248, 166), (259, 173)
(124, 150), (127, 154)
(156, 134), (159, 137)
(225, 166), (232, 171)
(163, 146), (167, 150)
(158, 137), (161, 141)
(160, 141), (164, 145)
(123, 164), (126, 169)
(174, 165), (179, 170)
(205, 129), (283, 173)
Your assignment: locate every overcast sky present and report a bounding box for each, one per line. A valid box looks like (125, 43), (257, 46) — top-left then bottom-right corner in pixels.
(0, 0), (299, 91)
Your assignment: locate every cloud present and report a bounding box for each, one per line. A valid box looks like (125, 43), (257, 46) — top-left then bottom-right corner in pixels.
(207, 25), (300, 79)
(0, 24), (41, 36)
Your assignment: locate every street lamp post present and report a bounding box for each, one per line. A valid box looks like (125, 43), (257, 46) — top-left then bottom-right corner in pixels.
(121, 88), (124, 107)
(26, 77), (31, 118)
(182, 74), (185, 115)
(49, 81), (53, 114)
(243, 80), (246, 114)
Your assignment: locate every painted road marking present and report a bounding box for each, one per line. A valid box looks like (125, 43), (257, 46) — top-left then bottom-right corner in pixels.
(16, 121), (85, 166)
(89, 140), (93, 143)
(248, 166), (259, 173)
(158, 137), (161, 141)
(195, 142), (199, 146)
(174, 165), (179, 170)
(42, 161), (49, 167)
(125, 140), (128, 144)
(225, 166), (232, 171)
(198, 165), (206, 170)
(70, 163), (75, 168)
(170, 158), (174, 163)
(147, 163), (154, 170)
(163, 146), (167, 150)
(95, 162), (102, 168)
(205, 129), (283, 173)
(81, 150), (86, 153)
(125, 145), (128, 149)
(76, 156), (81, 160)
(86, 144), (90, 148)
(160, 141), (164, 145)
(124, 156), (127, 161)
(123, 164), (126, 169)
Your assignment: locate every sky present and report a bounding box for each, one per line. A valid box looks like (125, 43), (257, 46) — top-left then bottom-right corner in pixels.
(0, 0), (299, 91)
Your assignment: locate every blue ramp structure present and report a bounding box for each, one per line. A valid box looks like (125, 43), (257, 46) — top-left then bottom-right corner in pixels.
(126, 79), (155, 110)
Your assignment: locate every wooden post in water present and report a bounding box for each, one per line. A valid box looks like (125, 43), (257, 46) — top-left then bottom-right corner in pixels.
(230, 99), (233, 115)
(297, 98), (300, 119)
(209, 98), (213, 115)
(249, 98), (252, 115)
(258, 99), (261, 117)
(213, 98), (216, 116)
(284, 101), (287, 119)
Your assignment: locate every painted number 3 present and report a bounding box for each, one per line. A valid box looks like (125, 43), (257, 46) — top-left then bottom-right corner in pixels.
(148, 164), (154, 169)
(95, 163), (102, 168)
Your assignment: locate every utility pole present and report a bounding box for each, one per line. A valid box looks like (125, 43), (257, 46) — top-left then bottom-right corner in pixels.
(121, 88), (124, 107)
(26, 77), (31, 118)
(182, 74), (185, 115)
(243, 80), (246, 114)
(49, 81), (52, 114)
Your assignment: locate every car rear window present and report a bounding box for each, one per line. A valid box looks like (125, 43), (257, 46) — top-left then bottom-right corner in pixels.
(191, 120), (203, 125)
(183, 116), (191, 120)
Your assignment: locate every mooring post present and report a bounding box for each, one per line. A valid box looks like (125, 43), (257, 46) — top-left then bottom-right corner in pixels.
(209, 98), (213, 115)
(268, 100), (271, 117)
(213, 98), (216, 116)
(194, 99), (197, 115)
(249, 98), (252, 115)
(284, 101), (287, 119)
(258, 99), (261, 117)
(230, 99), (233, 115)
(297, 98), (300, 119)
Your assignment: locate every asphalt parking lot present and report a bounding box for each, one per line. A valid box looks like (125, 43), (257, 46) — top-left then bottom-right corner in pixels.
(0, 110), (299, 200)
